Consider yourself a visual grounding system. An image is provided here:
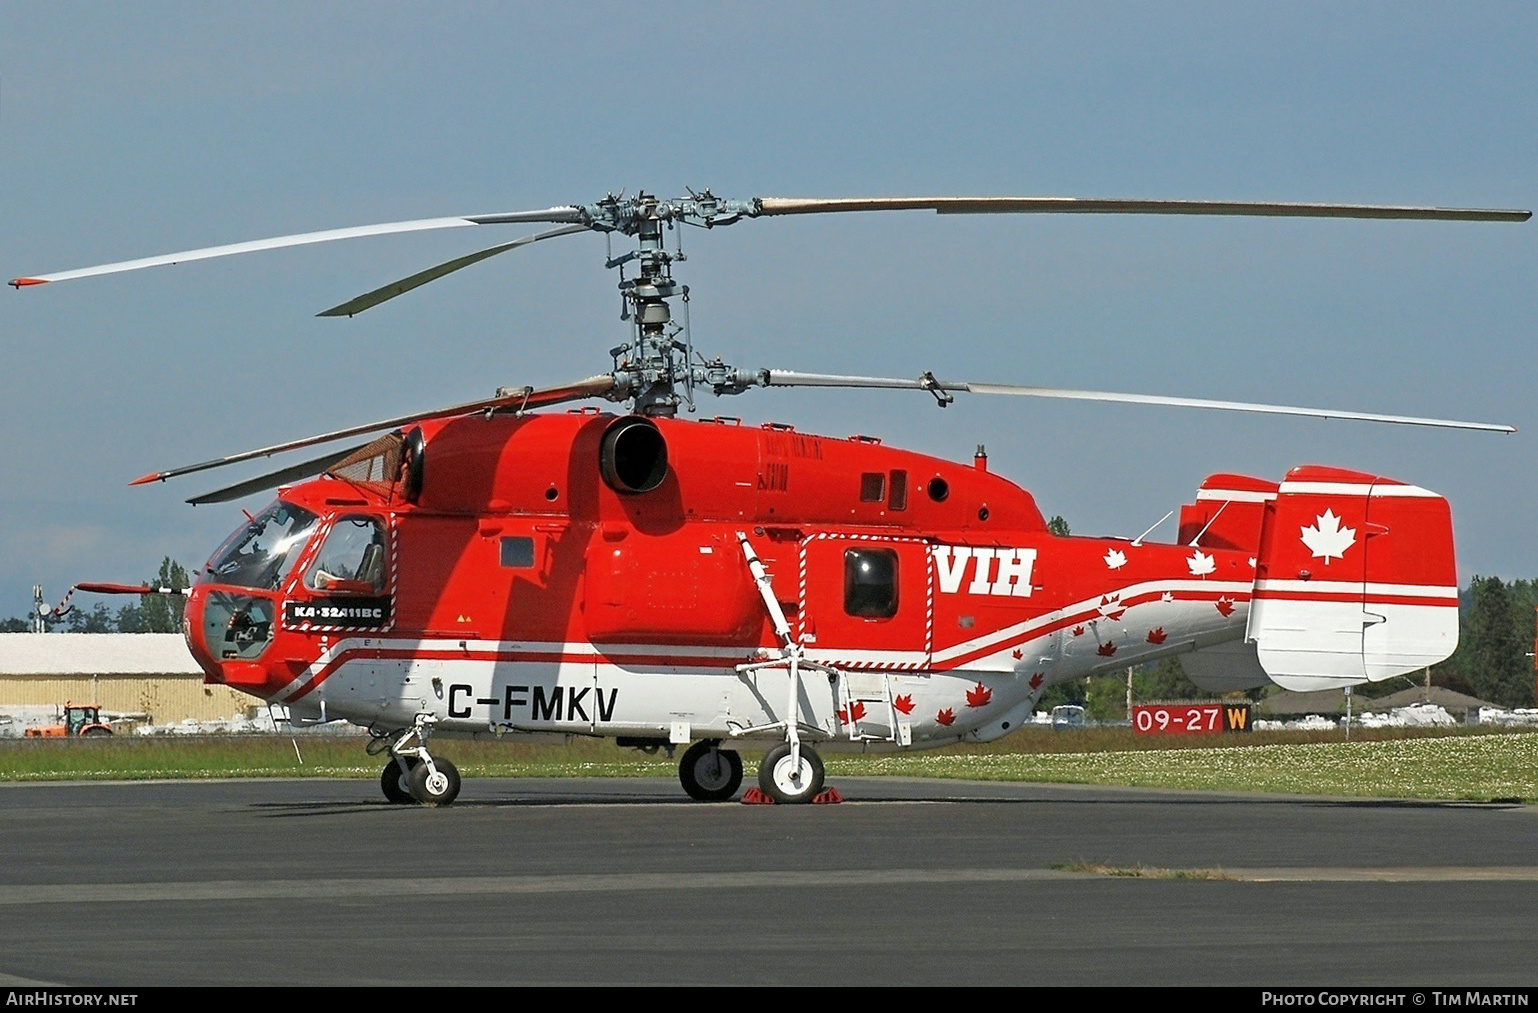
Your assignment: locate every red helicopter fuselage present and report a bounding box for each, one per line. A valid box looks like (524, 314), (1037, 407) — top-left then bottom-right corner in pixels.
(180, 410), (1273, 748)
(181, 410), (1456, 753)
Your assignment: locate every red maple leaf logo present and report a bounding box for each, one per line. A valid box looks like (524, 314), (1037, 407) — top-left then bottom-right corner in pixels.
(1011, 648), (1024, 660)
(936, 708), (955, 726)
(893, 694), (914, 715)
(966, 682), (992, 708)
(1029, 671), (1044, 690)
(1215, 596), (1236, 617)
(836, 700), (868, 725)
(1097, 641), (1118, 657)
(1147, 627), (1167, 644)
(1072, 625), (1085, 637)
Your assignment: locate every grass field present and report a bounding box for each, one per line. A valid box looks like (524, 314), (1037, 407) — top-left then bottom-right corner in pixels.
(2, 726), (1534, 802)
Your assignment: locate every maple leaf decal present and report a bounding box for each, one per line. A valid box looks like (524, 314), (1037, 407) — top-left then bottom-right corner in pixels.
(1215, 596), (1236, 617)
(1187, 549), (1216, 577)
(1097, 641), (1118, 657)
(1011, 648), (1024, 660)
(841, 700), (866, 724)
(1147, 627), (1167, 644)
(1103, 548), (1127, 570)
(893, 694), (914, 715)
(966, 682), (992, 708)
(1029, 671), (1044, 690)
(1300, 509), (1356, 564)
(1161, 591), (1174, 603)
(936, 708), (955, 726)
(1072, 625), (1085, 637)
(1097, 594), (1126, 621)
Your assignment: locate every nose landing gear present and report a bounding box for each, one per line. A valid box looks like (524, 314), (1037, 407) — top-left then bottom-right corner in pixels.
(369, 714), (462, 806)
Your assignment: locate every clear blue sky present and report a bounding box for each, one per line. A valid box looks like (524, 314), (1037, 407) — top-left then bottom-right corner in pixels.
(2, 2), (1534, 621)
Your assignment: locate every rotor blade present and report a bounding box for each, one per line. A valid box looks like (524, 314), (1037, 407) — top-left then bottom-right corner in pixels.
(759, 370), (1516, 433)
(755, 197), (1531, 223)
(185, 441), (375, 506)
(131, 374), (617, 487)
(318, 224), (591, 317)
(10, 207), (586, 288)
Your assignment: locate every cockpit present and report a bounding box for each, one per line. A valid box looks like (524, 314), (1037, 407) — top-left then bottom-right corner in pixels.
(190, 499), (390, 673)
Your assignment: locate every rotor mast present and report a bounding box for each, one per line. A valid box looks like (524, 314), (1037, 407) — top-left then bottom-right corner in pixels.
(583, 191), (762, 416)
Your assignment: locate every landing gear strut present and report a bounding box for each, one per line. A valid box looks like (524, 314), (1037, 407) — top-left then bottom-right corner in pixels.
(734, 532), (836, 805)
(369, 714), (461, 806)
(678, 740), (743, 801)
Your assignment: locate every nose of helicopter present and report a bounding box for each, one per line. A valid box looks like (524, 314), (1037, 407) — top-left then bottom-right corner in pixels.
(183, 584), (292, 699)
(182, 585), (220, 680)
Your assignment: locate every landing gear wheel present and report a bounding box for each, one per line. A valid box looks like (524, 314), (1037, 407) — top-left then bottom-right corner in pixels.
(678, 741), (744, 802)
(758, 743), (824, 805)
(407, 757), (461, 807)
(381, 758), (417, 805)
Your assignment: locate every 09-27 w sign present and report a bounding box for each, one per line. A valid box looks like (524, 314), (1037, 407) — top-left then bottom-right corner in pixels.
(1132, 702), (1252, 735)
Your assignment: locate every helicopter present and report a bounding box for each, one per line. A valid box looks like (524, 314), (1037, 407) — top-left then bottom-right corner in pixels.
(13, 190), (1528, 805)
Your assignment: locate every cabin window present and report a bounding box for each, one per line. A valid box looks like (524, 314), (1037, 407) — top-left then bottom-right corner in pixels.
(500, 536), (535, 568)
(860, 472), (886, 502)
(888, 470), (908, 511)
(305, 515), (388, 594)
(844, 549), (898, 619)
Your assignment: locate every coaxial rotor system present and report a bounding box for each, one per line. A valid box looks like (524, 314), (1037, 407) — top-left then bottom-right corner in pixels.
(13, 188), (1528, 501)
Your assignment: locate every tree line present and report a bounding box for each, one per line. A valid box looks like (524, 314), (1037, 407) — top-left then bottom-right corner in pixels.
(0, 559), (189, 634)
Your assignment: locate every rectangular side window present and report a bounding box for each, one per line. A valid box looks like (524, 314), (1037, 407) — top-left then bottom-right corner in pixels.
(500, 536), (535, 568)
(844, 548), (899, 619)
(860, 472), (886, 502)
(888, 470), (908, 511)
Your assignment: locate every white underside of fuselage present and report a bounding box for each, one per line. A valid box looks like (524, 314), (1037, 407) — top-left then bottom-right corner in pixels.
(268, 577), (1255, 749)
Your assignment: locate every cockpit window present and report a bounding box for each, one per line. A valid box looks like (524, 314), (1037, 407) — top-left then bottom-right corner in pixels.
(305, 515), (388, 594)
(206, 502), (319, 590)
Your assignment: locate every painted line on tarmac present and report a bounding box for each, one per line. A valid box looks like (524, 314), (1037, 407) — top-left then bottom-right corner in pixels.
(2, 866), (1536, 905)
(1223, 867), (1538, 882)
(0, 868), (1085, 904)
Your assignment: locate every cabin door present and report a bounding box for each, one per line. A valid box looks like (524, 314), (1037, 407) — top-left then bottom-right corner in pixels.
(797, 534), (932, 670)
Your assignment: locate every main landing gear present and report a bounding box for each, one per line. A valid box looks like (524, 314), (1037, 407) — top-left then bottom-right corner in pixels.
(677, 739), (826, 804)
(757, 742), (825, 804)
(369, 714), (462, 807)
(678, 740), (744, 801)
(732, 532), (837, 805)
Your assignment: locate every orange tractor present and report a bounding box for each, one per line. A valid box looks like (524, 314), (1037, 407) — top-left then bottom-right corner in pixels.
(25, 701), (112, 738)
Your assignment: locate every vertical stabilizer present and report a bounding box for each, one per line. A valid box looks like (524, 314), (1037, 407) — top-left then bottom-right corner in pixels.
(1247, 466), (1459, 691)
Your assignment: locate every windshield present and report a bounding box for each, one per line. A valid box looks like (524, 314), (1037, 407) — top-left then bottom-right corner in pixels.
(205, 501), (320, 590)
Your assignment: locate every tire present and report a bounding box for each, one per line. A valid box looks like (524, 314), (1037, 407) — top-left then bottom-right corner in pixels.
(407, 757), (461, 807)
(678, 741), (743, 802)
(757, 743), (824, 804)
(381, 759), (417, 805)
(81, 726), (112, 737)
